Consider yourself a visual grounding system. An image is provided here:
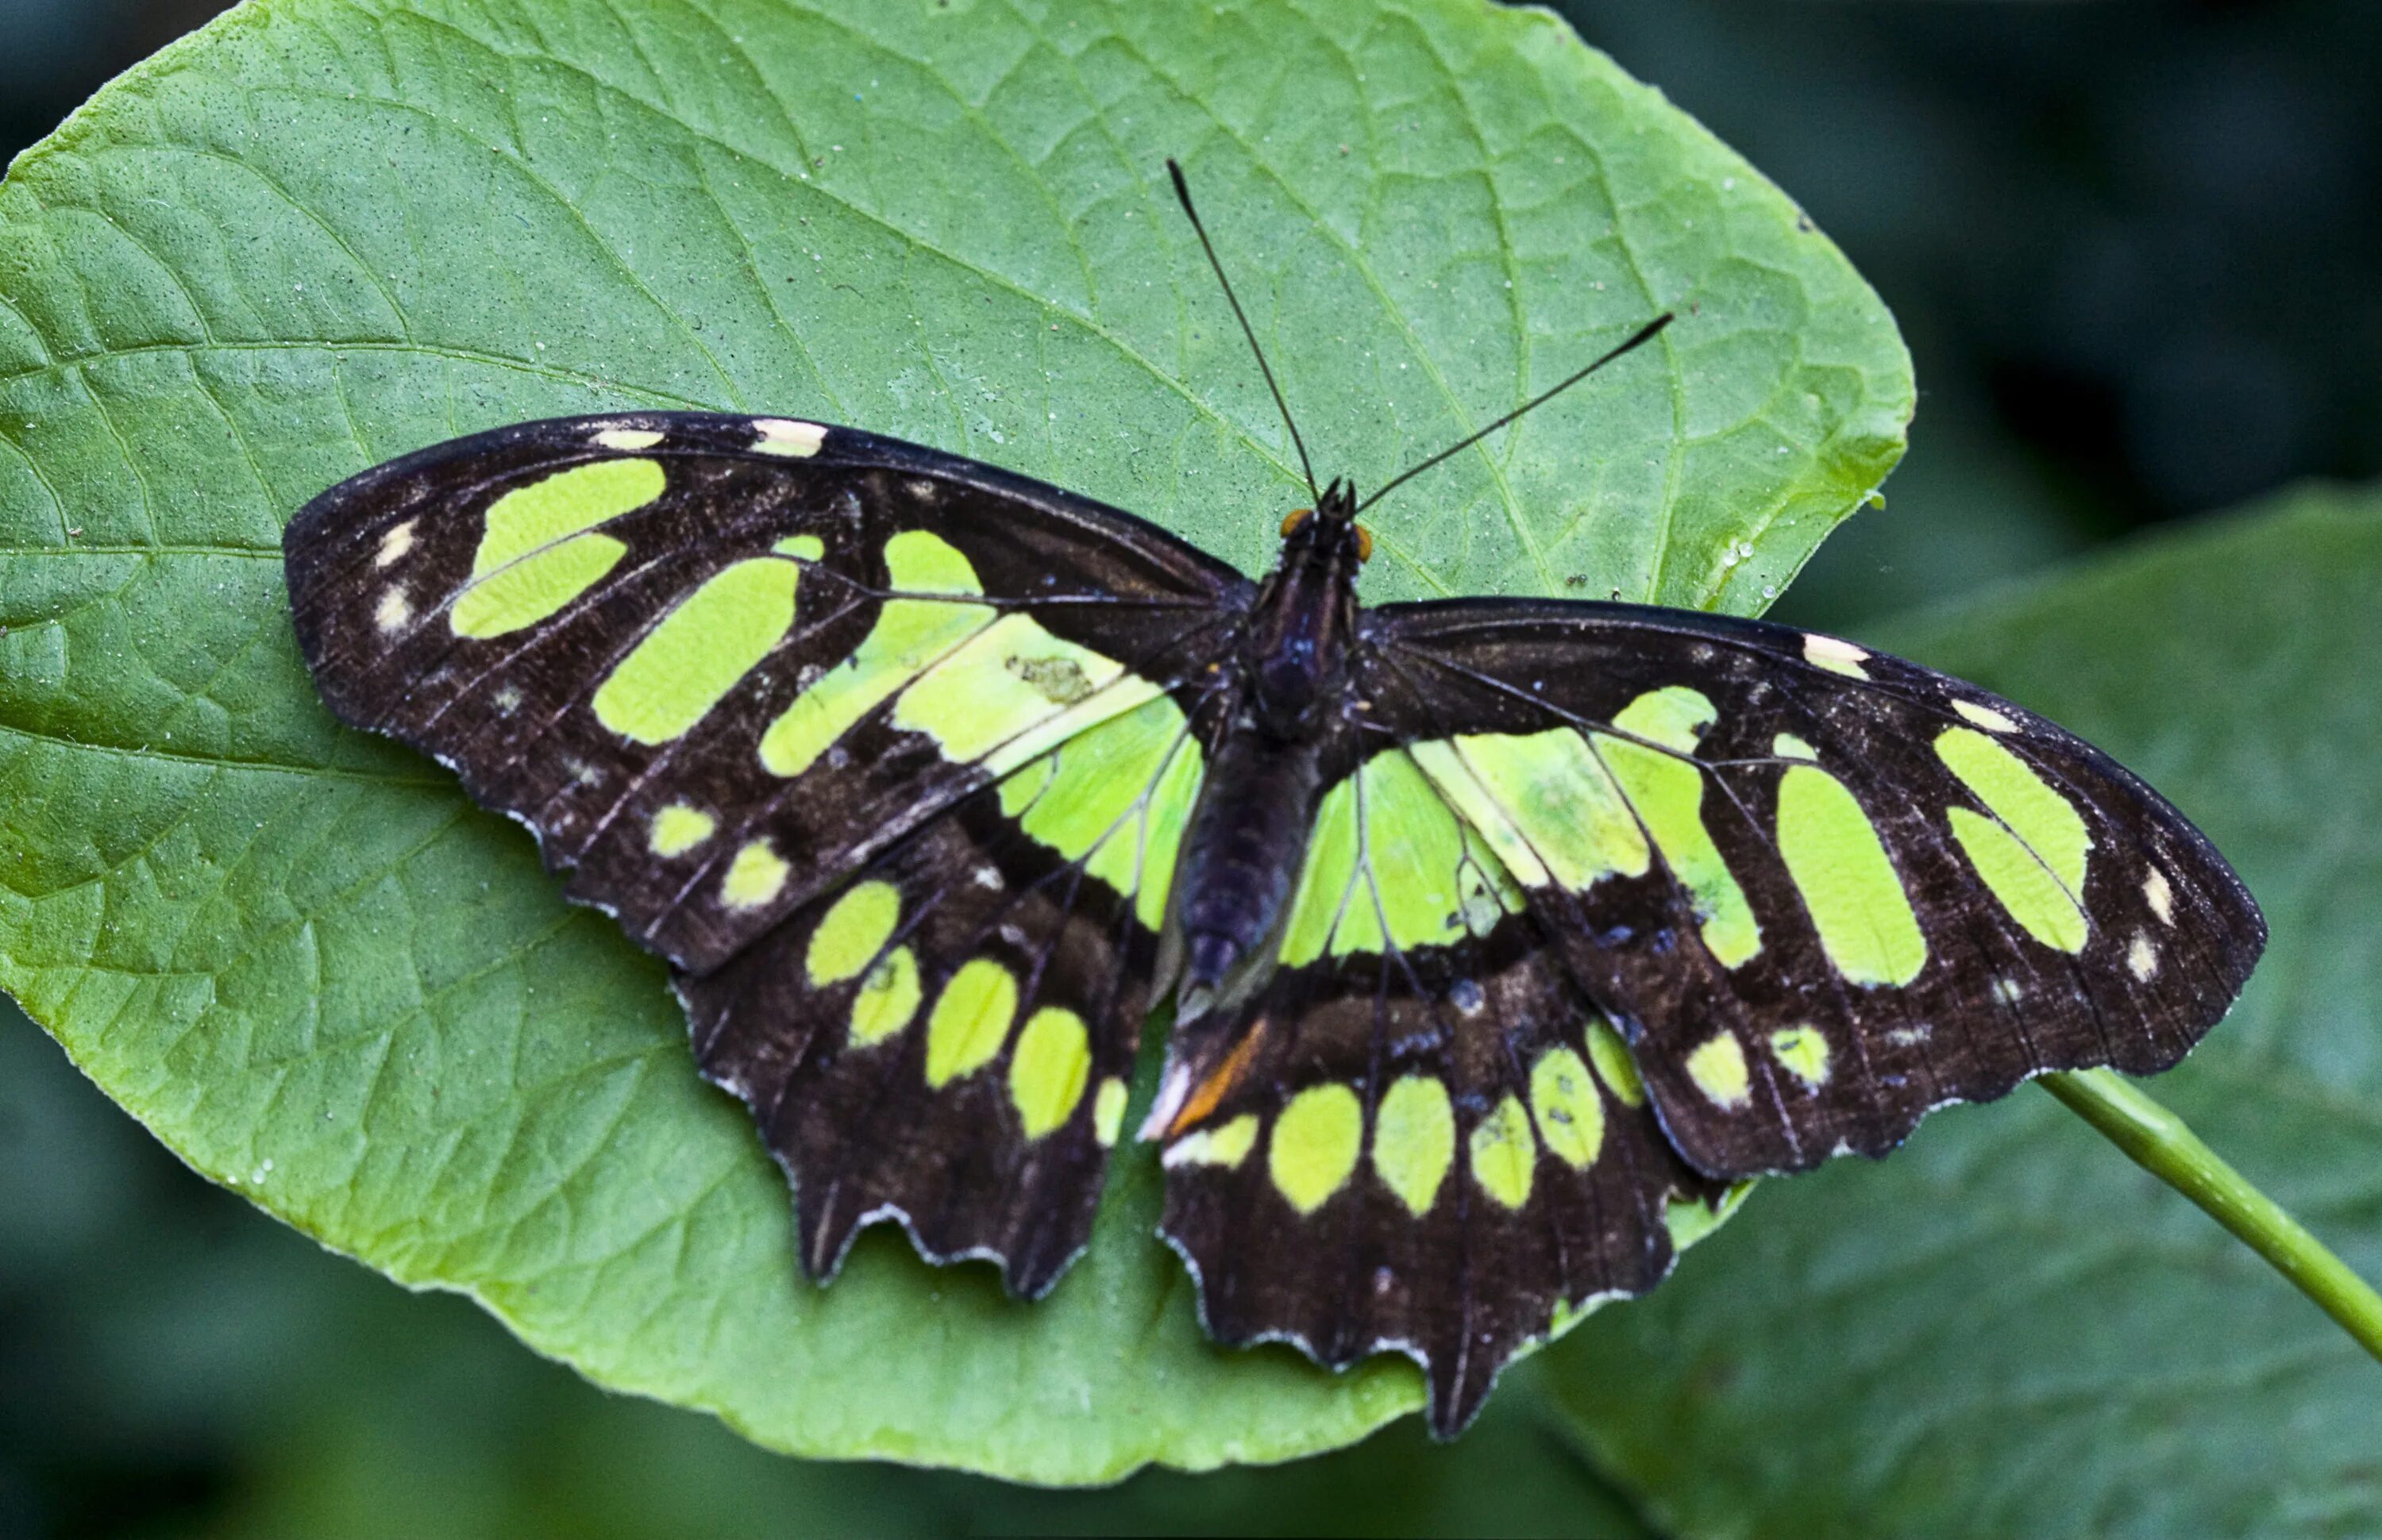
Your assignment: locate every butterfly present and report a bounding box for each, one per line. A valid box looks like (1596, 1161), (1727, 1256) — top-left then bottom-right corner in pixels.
(280, 163), (2264, 1438)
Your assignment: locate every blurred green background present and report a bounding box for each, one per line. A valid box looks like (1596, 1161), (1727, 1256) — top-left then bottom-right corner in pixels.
(2, 1), (2376, 1535)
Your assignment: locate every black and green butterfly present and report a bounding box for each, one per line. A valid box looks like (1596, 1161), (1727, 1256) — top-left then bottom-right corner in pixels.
(281, 169), (2263, 1438)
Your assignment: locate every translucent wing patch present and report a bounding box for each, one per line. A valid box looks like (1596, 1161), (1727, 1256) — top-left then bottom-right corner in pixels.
(1358, 600), (2265, 1178)
(1151, 746), (1725, 1436)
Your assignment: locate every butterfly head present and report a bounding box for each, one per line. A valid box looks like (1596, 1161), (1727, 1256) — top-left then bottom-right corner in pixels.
(1246, 478), (1366, 734)
(1275, 477), (1372, 564)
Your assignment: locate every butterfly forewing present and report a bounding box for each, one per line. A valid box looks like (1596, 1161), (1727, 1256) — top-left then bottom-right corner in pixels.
(285, 414), (1250, 973)
(1357, 599), (2265, 1177)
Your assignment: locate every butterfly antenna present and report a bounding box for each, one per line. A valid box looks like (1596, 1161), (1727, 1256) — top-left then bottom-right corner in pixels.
(1167, 158), (1322, 502)
(1355, 312), (1674, 515)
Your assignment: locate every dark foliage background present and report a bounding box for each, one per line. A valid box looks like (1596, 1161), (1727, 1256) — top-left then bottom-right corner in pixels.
(3, 2), (2373, 1535)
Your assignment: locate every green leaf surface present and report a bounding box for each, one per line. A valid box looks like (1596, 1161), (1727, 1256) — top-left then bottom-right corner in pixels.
(0, 0), (1907, 1480)
(1540, 483), (2382, 1538)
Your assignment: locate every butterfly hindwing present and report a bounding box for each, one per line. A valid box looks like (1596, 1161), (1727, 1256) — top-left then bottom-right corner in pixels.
(1357, 599), (2265, 1178)
(1152, 745), (1725, 1435)
(285, 413), (1242, 1291)
(683, 691), (1204, 1292)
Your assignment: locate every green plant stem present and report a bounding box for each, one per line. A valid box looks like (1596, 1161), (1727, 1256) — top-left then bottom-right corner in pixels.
(2043, 1068), (2382, 1365)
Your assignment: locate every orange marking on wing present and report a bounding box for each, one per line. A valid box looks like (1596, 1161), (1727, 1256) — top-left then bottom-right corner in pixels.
(1167, 1017), (1270, 1138)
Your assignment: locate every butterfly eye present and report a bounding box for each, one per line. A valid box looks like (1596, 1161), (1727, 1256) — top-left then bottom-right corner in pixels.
(1353, 524), (1374, 562)
(1281, 509), (1312, 537)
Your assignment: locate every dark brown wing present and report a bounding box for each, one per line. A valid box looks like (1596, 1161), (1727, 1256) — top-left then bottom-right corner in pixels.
(1352, 597), (2264, 1179)
(284, 413), (1245, 1292)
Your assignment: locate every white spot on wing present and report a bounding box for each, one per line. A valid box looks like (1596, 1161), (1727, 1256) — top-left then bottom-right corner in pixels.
(2127, 932), (2160, 982)
(375, 587), (410, 633)
(1954, 700), (2019, 733)
(752, 418), (827, 457)
(1140, 1066), (1192, 1142)
(375, 520), (416, 569)
(2144, 868), (2176, 926)
(1802, 632), (1870, 679)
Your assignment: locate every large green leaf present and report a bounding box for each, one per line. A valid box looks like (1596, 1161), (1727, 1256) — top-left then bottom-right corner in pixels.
(1540, 483), (2382, 1537)
(0, 0), (1908, 1479)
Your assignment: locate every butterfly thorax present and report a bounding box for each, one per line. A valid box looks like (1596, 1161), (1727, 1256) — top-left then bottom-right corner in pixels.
(1239, 480), (1365, 736)
(1167, 484), (1369, 1022)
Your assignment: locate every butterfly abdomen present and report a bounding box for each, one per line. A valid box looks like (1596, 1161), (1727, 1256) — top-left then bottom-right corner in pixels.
(1174, 725), (1328, 1007)
(1170, 502), (1371, 1018)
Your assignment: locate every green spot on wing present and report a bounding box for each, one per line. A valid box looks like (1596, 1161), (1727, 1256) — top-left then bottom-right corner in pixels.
(1936, 726), (2091, 895)
(1467, 1094), (1537, 1210)
(1948, 807), (2089, 953)
(759, 532), (995, 777)
(1169, 1115), (1260, 1170)
(1684, 1033), (1753, 1108)
(1268, 1084), (1363, 1215)
(1775, 764), (1926, 986)
(850, 948), (923, 1048)
(1371, 1075), (1456, 1215)
(648, 803), (716, 857)
(1008, 1007), (1092, 1139)
(1595, 695), (1761, 968)
(472, 458), (665, 573)
(1529, 1047), (1606, 1169)
(1586, 1021), (1648, 1108)
(924, 958), (1019, 1088)
(1768, 1025), (1831, 1088)
(806, 880), (901, 988)
(449, 533), (627, 638)
(592, 556), (800, 744)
